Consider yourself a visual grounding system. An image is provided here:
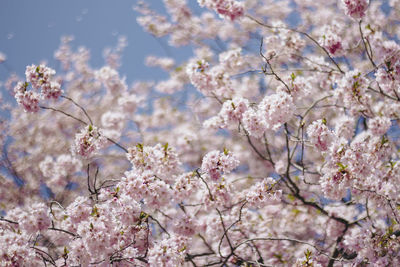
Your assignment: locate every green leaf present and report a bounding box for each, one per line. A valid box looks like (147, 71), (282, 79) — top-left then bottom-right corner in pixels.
(223, 147), (229, 155)
(304, 249), (312, 259)
(163, 142), (169, 152)
(381, 136), (388, 146)
(287, 194), (295, 202)
(336, 162), (348, 172)
(136, 143), (144, 152)
(139, 211), (148, 221)
(91, 206), (99, 217)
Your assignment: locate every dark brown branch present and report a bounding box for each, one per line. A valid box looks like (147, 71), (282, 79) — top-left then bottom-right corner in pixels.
(359, 21), (376, 68)
(40, 106), (86, 125)
(61, 95), (94, 125)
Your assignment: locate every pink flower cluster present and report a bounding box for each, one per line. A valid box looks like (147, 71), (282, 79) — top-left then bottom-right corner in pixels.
(241, 108), (267, 138)
(205, 91), (294, 136)
(7, 202), (51, 234)
(25, 64), (62, 100)
(336, 70), (370, 116)
(72, 125), (107, 158)
(197, 0), (244, 21)
(0, 231), (41, 266)
(343, 226), (400, 265)
(186, 59), (233, 98)
(244, 177), (282, 208)
(95, 66), (127, 94)
(120, 170), (173, 209)
(342, 0), (369, 19)
(59, 192), (145, 266)
(201, 149), (239, 180)
(126, 143), (181, 181)
(25, 64), (55, 89)
(13, 82), (40, 113)
(148, 235), (188, 266)
(368, 116), (391, 136)
(258, 91), (295, 131)
(307, 119), (334, 152)
(319, 29), (345, 57)
(14, 64), (63, 112)
(375, 63), (400, 97)
(204, 96), (249, 128)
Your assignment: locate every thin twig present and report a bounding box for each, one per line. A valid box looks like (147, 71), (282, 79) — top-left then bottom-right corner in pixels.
(61, 95), (94, 125)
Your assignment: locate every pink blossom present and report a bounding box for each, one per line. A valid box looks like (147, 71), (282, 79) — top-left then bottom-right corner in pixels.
(201, 149), (239, 180)
(72, 125), (107, 158)
(66, 196), (92, 224)
(95, 66), (127, 94)
(220, 96), (248, 122)
(41, 81), (63, 99)
(307, 119), (334, 151)
(126, 143), (181, 180)
(7, 203), (51, 234)
(148, 235), (188, 267)
(204, 96), (249, 129)
(25, 64), (55, 89)
(368, 116), (391, 136)
(121, 169), (173, 208)
(333, 115), (355, 140)
(242, 108), (267, 138)
(198, 0), (244, 21)
(258, 91), (294, 131)
(319, 30), (344, 57)
(0, 230), (42, 266)
(245, 177), (282, 208)
(336, 70), (370, 116)
(14, 82), (40, 113)
(118, 92), (143, 113)
(186, 60), (212, 94)
(342, 0), (369, 19)
(173, 172), (199, 202)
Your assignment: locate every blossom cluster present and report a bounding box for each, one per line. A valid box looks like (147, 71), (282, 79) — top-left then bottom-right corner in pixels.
(201, 149), (239, 180)
(197, 0), (244, 21)
(342, 0), (369, 19)
(14, 64), (63, 112)
(72, 125), (107, 158)
(1, 0), (400, 266)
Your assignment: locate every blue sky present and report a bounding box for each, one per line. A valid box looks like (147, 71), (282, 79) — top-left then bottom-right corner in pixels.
(0, 0), (193, 86)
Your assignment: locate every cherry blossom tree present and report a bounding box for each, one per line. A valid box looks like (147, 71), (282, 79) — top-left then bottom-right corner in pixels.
(1, 0), (400, 266)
